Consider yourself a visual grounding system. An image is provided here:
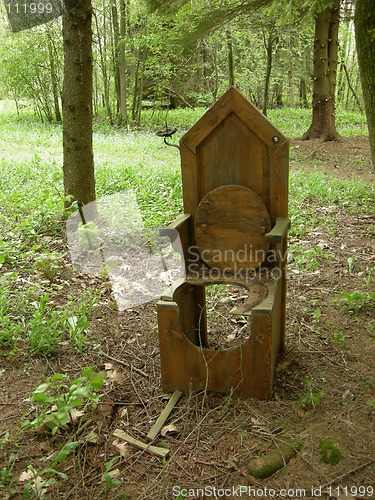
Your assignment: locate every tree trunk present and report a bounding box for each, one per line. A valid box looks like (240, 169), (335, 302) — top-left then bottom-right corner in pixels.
(112, 0), (128, 124)
(274, 80), (283, 108)
(303, 0), (340, 141)
(47, 34), (62, 122)
(355, 0), (375, 169)
(62, 0), (95, 206)
(94, 11), (113, 124)
(13, 89), (20, 116)
(226, 25), (234, 88)
(262, 30), (274, 116)
(132, 56), (141, 121)
(286, 35), (294, 107)
(111, 3), (121, 114)
(299, 45), (310, 108)
(336, 0), (353, 109)
(35, 72), (54, 121)
(118, 0), (128, 123)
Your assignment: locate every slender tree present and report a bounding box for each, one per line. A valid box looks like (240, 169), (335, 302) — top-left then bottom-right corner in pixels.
(94, 9), (113, 124)
(260, 18), (278, 115)
(355, 0), (375, 168)
(46, 27), (62, 122)
(118, 0), (129, 123)
(62, 0), (96, 206)
(303, 0), (341, 141)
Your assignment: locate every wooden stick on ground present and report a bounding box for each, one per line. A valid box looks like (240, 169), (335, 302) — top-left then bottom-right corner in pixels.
(113, 429), (169, 459)
(147, 390), (182, 441)
(100, 350), (148, 378)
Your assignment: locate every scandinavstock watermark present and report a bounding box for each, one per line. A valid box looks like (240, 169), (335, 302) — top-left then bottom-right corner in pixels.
(66, 190), (288, 311)
(66, 191), (183, 311)
(172, 484), (374, 498)
(187, 246), (287, 282)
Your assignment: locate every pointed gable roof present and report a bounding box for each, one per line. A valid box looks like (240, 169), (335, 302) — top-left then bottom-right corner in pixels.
(181, 87), (287, 155)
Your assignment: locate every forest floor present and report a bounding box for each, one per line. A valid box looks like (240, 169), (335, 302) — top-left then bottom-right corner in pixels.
(0, 136), (374, 500)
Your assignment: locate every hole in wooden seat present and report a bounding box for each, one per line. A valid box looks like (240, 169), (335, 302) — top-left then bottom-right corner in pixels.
(202, 281), (268, 350)
(205, 284), (249, 350)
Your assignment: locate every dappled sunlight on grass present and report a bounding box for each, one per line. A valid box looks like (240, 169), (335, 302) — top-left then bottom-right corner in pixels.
(268, 107), (368, 138)
(0, 110), (372, 237)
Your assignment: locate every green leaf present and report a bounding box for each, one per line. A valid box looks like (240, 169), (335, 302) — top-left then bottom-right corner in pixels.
(81, 366), (95, 378)
(68, 316), (78, 330)
(41, 468), (68, 480)
(49, 372), (66, 383)
(32, 383), (50, 394)
(104, 456), (120, 472)
(23, 483), (32, 499)
(51, 441), (80, 466)
(89, 372), (106, 390)
(103, 471), (113, 488)
(31, 392), (53, 404)
(51, 425), (59, 436)
(41, 477), (57, 487)
(313, 307), (322, 321)
(70, 387), (90, 399)
(68, 398), (85, 408)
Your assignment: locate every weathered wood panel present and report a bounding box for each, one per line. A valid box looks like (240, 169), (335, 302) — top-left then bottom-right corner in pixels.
(194, 185), (271, 270)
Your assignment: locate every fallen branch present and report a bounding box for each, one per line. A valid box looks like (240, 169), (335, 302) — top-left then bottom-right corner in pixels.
(246, 440), (303, 479)
(100, 351), (148, 378)
(113, 429), (169, 459)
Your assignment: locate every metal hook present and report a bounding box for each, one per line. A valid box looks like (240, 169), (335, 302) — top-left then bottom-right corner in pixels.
(156, 127), (180, 150)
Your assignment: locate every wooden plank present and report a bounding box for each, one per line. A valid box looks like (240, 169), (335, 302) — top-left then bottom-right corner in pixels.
(171, 283), (207, 346)
(278, 237), (288, 352)
(181, 89), (234, 154)
(180, 142), (199, 215)
(146, 390), (182, 441)
(194, 185), (271, 270)
(196, 113), (269, 205)
(249, 312), (273, 399)
(252, 282), (277, 314)
(232, 88), (286, 154)
(113, 429), (169, 458)
(269, 140), (289, 221)
(160, 278), (186, 301)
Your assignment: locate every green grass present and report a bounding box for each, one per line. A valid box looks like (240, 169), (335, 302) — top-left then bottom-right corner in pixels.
(0, 271), (97, 355)
(93, 131), (183, 226)
(0, 103), (373, 356)
(288, 169), (375, 238)
(0, 104), (372, 237)
(1, 98), (368, 138)
(268, 107), (368, 138)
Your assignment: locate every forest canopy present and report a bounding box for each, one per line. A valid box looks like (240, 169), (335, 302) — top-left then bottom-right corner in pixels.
(0, 0), (363, 125)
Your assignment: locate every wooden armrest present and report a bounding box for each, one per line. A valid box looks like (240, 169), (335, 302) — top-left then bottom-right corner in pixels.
(265, 217), (290, 244)
(159, 214), (191, 239)
(252, 282), (277, 314)
(159, 214), (192, 272)
(160, 277), (186, 301)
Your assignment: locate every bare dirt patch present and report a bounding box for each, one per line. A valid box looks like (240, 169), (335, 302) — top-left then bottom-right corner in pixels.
(0, 136), (374, 499)
(291, 136), (375, 183)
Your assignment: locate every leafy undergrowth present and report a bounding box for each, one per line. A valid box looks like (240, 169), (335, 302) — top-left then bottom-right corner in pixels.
(0, 112), (374, 498)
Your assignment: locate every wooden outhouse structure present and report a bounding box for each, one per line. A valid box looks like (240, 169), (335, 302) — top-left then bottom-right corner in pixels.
(157, 87), (290, 399)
